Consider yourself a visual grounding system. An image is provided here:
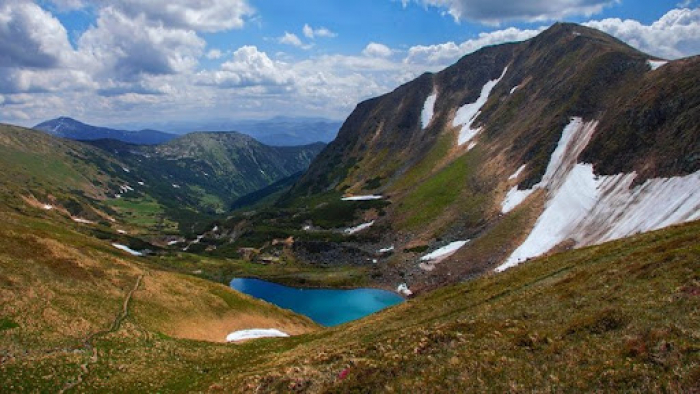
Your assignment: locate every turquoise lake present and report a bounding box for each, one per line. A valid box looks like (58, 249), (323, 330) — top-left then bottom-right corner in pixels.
(230, 278), (404, 327)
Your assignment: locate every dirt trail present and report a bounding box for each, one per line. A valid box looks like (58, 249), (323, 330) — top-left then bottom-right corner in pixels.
(59, 273), (144, 393)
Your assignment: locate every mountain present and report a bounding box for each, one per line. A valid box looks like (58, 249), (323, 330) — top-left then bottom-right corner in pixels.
(0, 123), (324, 236)
(111, 116), (343, 146)
(265, 23), (699, 290)
(87, 132), (324, 224)
(226, 117), (342, 146)
(34, 117), (178, 145)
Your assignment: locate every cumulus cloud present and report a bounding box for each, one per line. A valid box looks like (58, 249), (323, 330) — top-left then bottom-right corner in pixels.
(303, 24), (337, 39)
(404, 26), (544, 66)
(584, 7), (700, 59)
(0, 2), (74, 68)
(108, 0), (254, 32)
(402, 0), (614, 24)
(363, 42), (394, 58)
(78, 7), (206, 80)
(199, 46), (294, 88)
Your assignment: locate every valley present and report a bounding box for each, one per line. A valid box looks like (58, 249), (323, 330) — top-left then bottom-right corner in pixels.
(0, 21), (698, 393)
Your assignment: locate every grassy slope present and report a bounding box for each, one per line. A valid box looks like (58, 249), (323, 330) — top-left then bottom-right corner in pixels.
(0, 210), (317, 392)
(1, 208), (698, 392)
(218, 220), (700, 393)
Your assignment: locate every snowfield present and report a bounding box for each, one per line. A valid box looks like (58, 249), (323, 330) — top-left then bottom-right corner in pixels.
(226, 329), (289, 342)
(421, 93), (438, 129)
(648, 60), (668, 71)
(500, 118), (598, 214)
(454, 67), (507, 146)
(498, 117), (700, 272)
(341, 195), (383, 201)
(112, 243), (144, 257)
(344, 221), (374, 235)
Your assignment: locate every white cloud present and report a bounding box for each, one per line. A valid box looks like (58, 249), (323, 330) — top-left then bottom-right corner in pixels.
(0, 1), (74, 68)
(78, 7), (206, 80)
(199, 46), (295, 88)
(403, 0), (615, 24)
(405, 26), (544, 67)
(583, 7), (700, 59)
(279, 32), (304, 47)
(107, 0), (254, 32)
(303, 23), (338, 39)
(363, 42), (394, 58)
(206, 49), (224, 59)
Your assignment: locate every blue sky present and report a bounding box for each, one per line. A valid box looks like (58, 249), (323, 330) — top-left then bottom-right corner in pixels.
(1, 0), (699, 129)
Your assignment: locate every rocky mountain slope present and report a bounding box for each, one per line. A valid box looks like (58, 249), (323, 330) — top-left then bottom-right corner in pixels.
(275, 23), (699, 291)
(34, 117), (177, 145)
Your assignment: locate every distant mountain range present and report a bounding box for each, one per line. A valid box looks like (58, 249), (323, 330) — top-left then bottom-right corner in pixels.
(34, 117), (178, 145)
(33, 116), (342, 146)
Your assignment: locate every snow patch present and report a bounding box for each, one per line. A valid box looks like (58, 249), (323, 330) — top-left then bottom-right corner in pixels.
(648, 60), (668, 71)
(377, 246), (394, 254)
(122, 167), (130, 173)
(112, 243), (144, 257)
(137, 182), (145, 186)
(500, 118), (598, 214)
(72, 218), (94, 224)
(509, 85), (520, 95)
(341, 195), (383, 201)
(420, 241), (469, 262)
(397, 283), (413, 296)
(172, 184), (181, 189)
(508, 165), (527, 180)
(501, 187), (536, 214)
(117, 230), (127, 235)
(421, 93), (438, 129)
(226, 329), (289, 342)
(499, 164), (700, 272)
(344, 221), (374, 235)
(42, 204), (53, 210)
(454, 67), (507, 146)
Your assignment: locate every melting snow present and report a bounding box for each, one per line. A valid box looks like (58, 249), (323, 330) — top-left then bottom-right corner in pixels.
(122, 167), (130, 173)
(112, 243), (144, 256)
(421, 93), (438, 129)
(498, 117), (700, 272)
(420, 241), (469, 262)
(72, 218), (94, 224)
(509, 165), (527, 180)
(172, 184), (180, 189)
(117, 230), (127, 235)
(454, 67), (507, 146)
(42, 204), (53, 210)
(501, 187), (536, 214)
(397, 283), (413, 296)
(226, 329), (289, 342)
(167, 240), (180, 246)
(509, 85), (520, 95)
(344, 221), (375, 235)
(648, 60), (668, 71)
(137, 182), (145, 186)
(500, 118), (598, 214)
(341, 195), (383, 201)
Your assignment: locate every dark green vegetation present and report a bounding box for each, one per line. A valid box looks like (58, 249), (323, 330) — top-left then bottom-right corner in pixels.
(0, 123), (323, 235)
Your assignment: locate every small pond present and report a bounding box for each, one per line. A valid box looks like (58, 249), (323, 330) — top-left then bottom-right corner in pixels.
(230, 278), (404, 327)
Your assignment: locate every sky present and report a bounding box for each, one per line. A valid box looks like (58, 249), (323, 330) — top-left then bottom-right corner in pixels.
(1, 0), (699, 129)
